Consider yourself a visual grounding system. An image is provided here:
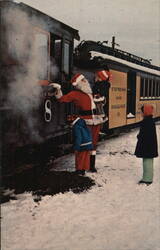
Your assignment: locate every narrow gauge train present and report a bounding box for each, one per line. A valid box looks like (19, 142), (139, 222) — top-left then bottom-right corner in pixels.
(0, 1), (160, 176)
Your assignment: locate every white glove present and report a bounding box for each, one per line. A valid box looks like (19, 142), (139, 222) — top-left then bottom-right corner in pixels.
(49, 83), (61, 89)
(49, 83), (62, 99)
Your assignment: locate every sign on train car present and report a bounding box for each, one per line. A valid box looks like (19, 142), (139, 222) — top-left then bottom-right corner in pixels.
(109, 70), (127, 128)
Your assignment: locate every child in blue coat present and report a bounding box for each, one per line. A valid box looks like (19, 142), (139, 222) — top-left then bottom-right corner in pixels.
(72, 117), (93, 175)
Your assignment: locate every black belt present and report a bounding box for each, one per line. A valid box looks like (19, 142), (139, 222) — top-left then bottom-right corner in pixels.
(79, 109), (97, 116)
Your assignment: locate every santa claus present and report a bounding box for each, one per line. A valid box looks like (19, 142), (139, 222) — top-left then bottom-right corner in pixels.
(50, 73), (105, 173)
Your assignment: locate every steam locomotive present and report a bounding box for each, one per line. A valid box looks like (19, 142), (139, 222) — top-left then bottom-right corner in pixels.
(0, 1), (160, 176)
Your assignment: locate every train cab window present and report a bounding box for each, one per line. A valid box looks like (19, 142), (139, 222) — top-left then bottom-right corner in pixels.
(34, 32), (49, 80)
(54, 39), (62, 65)
(50, 38), (71, 81)
(63, 41), (70, 75)
(50, 37), (62, 81)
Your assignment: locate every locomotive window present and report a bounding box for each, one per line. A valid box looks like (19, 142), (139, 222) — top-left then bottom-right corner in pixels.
(34, 32), (49, 80)
(50, 38), (62, 81)
(63, 42), (70, 75)
(53, 39), (62, 65)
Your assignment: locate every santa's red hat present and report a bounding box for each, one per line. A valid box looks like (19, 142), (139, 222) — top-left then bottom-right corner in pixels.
(96, 70), (111, 81)
(71, 73), (85, 86)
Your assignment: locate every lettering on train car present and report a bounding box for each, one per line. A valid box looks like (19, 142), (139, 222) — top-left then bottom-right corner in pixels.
(111, 104), (126, 109)
(116, 96), (122, 100)
(111, 87), (126, 92)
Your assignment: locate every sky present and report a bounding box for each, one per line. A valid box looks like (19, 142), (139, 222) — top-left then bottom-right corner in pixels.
(20, 0), (160, 66)
(1, 125), (160, 250)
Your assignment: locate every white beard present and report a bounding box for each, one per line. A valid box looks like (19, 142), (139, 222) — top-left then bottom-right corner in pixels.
(75, 80), (92, 94)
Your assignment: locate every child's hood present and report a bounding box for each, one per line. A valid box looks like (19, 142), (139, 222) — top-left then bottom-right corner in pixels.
(143, 104), (154, 117)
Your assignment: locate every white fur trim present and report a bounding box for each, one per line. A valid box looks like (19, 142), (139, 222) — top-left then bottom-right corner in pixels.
(80, 142), (92, 146)
(72, 74), (84, 86)
(103, 116), (108, 122)
(94, 96), (105, 102)
(88, 94), (96, 109)
(91, 150), (96, 155)
(49, 83), (61, 89)
(72, 117), (80, 126)
(84, 117), (104, 125)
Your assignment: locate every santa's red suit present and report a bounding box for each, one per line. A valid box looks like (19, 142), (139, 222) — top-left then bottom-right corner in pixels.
(51, 74), (104, 173)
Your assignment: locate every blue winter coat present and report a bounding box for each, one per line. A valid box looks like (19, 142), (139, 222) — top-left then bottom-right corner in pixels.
(72, 118), (93, 151)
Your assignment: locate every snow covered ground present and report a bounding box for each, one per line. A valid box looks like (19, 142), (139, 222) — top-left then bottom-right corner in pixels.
(1, 124), (160, 250)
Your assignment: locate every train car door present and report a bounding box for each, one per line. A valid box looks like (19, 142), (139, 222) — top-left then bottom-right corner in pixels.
(127, 71), (136, 119)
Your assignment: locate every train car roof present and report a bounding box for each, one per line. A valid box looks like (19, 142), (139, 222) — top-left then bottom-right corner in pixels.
(91, 51), (160, 77)
(74, 40), (160, 75)
(0, 0), (80, 41)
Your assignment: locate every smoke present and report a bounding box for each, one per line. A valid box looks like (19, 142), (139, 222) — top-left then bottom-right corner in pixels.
(50, 59), (59, 81)
(3, 6), (48, 143)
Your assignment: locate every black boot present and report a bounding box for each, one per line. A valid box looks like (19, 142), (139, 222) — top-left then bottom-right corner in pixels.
(138, 180), (152, 186)
(75, 170), (85, 175)
(90, 155), (97, 172)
